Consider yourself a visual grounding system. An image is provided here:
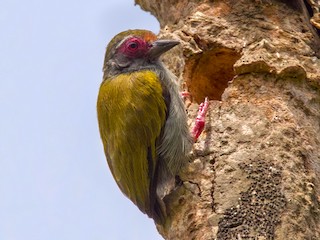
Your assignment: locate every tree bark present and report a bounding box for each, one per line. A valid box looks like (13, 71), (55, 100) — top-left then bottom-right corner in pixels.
(135, 0), (320, 239)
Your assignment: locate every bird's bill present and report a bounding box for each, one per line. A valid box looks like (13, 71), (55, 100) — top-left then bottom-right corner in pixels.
(148, 39), (180, 60)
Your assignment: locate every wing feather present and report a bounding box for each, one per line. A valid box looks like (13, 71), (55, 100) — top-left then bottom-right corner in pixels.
(97, 70), (166, 215)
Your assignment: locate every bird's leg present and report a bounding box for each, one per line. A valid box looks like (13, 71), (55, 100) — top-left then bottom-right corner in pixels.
(191, 97), (210, 142)
(181, 91), (209, 141)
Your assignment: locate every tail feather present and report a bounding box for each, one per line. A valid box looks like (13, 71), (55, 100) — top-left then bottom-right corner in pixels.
(152, 196), (167, 225)
(148, 150), (168, 225)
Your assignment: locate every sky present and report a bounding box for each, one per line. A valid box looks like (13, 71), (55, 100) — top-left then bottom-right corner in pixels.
(0, 0), (163, 239)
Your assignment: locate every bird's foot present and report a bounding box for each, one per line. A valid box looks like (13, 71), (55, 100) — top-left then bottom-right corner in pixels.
(181, 91), (191, 100)
(191, 97), (210, 142)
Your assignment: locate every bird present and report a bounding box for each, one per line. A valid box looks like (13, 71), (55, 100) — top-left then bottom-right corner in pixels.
(97, 29), (208, 224)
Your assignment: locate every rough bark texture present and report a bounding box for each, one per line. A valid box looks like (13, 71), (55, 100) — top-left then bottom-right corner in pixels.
(135, 0), (320, 239)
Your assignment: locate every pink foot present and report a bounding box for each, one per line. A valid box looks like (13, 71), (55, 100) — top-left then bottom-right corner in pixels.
(181, 91), (191, 101)
(191, 97), (210, 141)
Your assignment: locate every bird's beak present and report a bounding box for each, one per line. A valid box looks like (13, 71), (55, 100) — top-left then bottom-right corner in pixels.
(148, 39), (180, 60)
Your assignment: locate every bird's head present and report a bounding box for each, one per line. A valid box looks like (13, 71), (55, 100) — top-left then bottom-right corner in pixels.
(103, 29), (179, 78)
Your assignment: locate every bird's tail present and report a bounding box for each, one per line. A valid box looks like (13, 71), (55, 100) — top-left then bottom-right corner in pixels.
(150, 158), (177, 225)
(152, 196), (167, 225)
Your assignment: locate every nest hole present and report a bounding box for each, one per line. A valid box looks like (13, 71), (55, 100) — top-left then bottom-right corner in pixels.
(184, 47), (240, 103)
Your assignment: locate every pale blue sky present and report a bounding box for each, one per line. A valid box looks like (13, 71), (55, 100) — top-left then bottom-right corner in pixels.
(0, 0), (163, 239)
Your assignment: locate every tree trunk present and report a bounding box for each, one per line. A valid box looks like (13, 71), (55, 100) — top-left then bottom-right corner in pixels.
(135, 0), (320, 239)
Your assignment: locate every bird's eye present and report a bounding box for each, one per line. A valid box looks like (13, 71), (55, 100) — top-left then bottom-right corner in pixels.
(128, 42), (138, 49)
(121, 37), (146, 57)
(126, 40), (140, 52)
